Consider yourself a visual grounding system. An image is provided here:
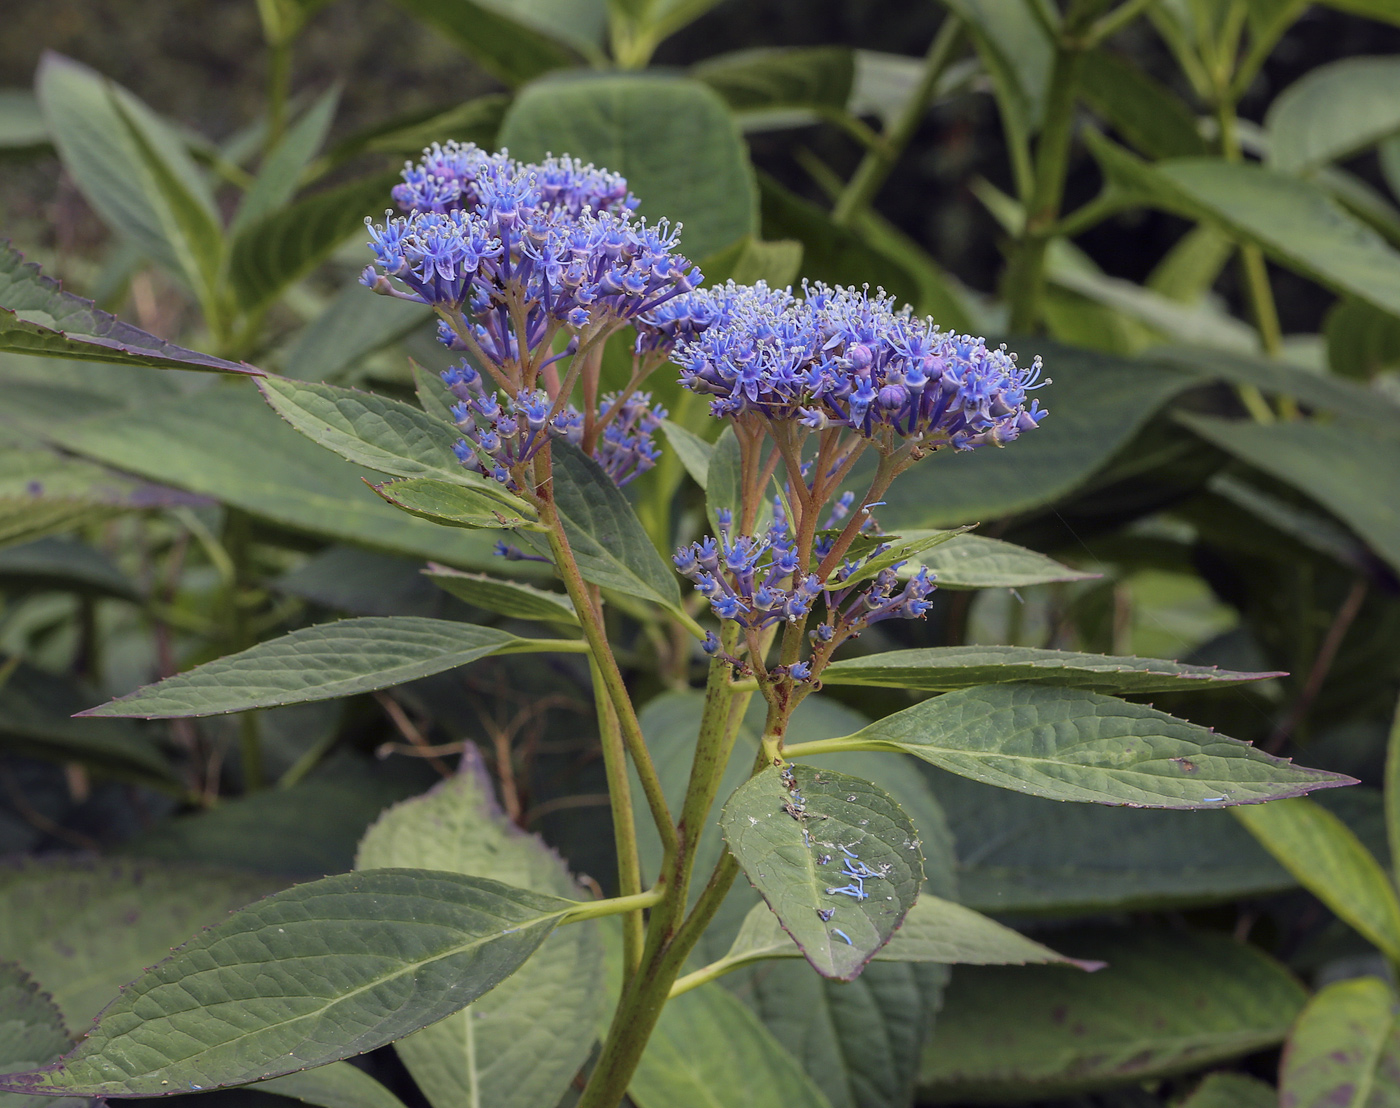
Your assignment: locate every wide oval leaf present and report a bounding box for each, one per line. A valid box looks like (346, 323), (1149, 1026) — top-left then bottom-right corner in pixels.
(0, 870), (572, 1098)
(1267, 56), (1400, 175)
(789, 684), (1353, 808)
(719, 764), (923, 981)
(79, 616), (584, 718)
(821, 646), (1281, 695)
(1279, 976), (1400, 1108)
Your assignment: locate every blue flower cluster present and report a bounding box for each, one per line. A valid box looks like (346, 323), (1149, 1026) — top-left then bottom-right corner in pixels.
(669, 281), (1047, 451)
(808, 554), (936, 647)
(442, 363), (664, 488)
(364, 147), (700, 365)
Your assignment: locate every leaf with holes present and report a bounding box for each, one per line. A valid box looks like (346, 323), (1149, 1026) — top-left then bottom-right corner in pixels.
(794, 684), (1353, 808)
(79, 616), (583, 718)
(720, 765), (922, 981)
(0, 870), (573, 1097)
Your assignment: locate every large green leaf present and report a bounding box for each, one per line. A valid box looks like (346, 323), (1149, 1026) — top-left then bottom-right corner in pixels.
(0, 537), (136, 599)
(876, 345), (1196, 529)
(389, 0), (588, 87)
(909, 533), (1094, 589)
(356, 764), (605, 1108)
(1079, 48), (1206, 160)
(1279, 976), (1400, 1108)
(229, 171), (399, 313)
(314, 96), (507, 175)
(720, 764), (923, 981)
(1180, 415), (1400, 576)
(45, 384), (514, 570)
(791, 684), (1353, 808)
(499, 74), (756, 260)
(0, 663), (177, 786)
(545, 439), (682, 609)
(944, 0), (1051, 141)
(918, 929), (1307, 1102)
(0, 859), (281, 1027)
(927, 769), (1297, 915)
(82, 616), (582, 718)
(1178, 1073), (1277, 1108)
(631, 984), (832, 1108)
(821, 646), (1280, 695)
(280, 288), (431, 382)
(694, 47), (854, 113)
(0, 870), (574, 1097)
(36, 54), (219, 295)
(424, 565), (578, 624)
(0, 91), (48, 153)
(1234, 798), (1400, 962)
(0, 243), (255, 375)
(256, 1063), (409, 1108)
(0, 963), (70, 1108)
(1266, 57), (1400, 175)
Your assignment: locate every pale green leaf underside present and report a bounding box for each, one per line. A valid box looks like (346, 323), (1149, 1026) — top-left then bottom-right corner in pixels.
(373, 478), (535, 530)
(1279, 976), (1400, 1108)
(909, 532), (1097, 589)
(720, 765), (923, 981)
(818, 684), (1352, 808)
(254, 1062), (410, 1108)
(80, 616), (582, 718)
(0, 870), (572, 1097)
(424, 565), (578, 625)
(821, 646), (1281, 694)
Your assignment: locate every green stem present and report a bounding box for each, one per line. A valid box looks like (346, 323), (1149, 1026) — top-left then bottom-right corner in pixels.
(223, 508), (263, 791)
(265, 36), (293, 151)
(589, 654), (647, 979)
(1004, 34), (1088, 334)
(832, 16), (963, 227)
(562, 888), (663, 924)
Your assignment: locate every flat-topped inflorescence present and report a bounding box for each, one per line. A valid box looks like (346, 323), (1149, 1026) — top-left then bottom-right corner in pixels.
(668, 280), (1047, 453)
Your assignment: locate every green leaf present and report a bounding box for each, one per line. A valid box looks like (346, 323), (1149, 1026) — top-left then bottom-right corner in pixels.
(35, 54), (219, 291)
(388, 0), (589, 87)
(313, 96), (507, 175)
(758, 175), (921, 308)
(1079, 48), (1207, 160)
(0, 91), (48, 153)
(0, 242), (256, 375)
(1278, 976), (1400, 1108)
(703, 424), (744, 533)
(877, 343), (1196, 529)
(944, 0), (1051, 140)
(694, 47), (854, 113)
(373, 477), (536, 529)
(232, 86), (340, 236)
(0, 537), (137, 599)
(1267, 57), (1400, 175)
(544, 439), (682, 609)
(82, 616), (579, 718)
(229, 170), (398, 313)
(424, 565), (578, 624)
(926, 769), (1299, 915)
(720, 894), (1097, 972)
(257, 378), (532, 512)
(918, 929), (1307, 1101)
(658, 420), (713, 489)
(822, 645), (1281, 695)
(0, 870), (574, 1097)
(1178, 1073), (1277, 1108)
(281, 287), (432, 382)
(0, 662), (178, 786)
(631, 984), (832, 1108)
(698, 234), (804, 289)
(0, 859), (282, 1027)
(906, 532), (1095, 589)
(720, 764), (923, 981)
(1147, 224), (1235, 302)
(1181, 415), (1400, 575)
(1325, 296), (1400, 380)
(499, 73), (757, 260)
(1233, 798), (1400, 962)
(356, 762), (605, 1108)
(45, 385), (515, 571)
(0, 963), (70, 1108)
(799, 684), (1353, 808)
(837, 529), (970, 585)
(256, 1063), (409, 1108)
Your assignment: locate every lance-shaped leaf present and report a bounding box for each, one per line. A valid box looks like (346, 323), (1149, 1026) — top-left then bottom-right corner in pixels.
(787, 685), (1353, 808)
(79, 616), (586, 718)
(836, 529), (971, 586)
(0, 870), (573, 1098)
(257, 378), (533, 515)
(683, 896), (1099, 987)
(907, 533), (1097, 589)
(540, 440), (682, 610)
(0, 242), (256, 375)
(356, 757), (605, 1108)
(372, 478), (536, 530)
(0, 963), (71, 1108)
(1279, 976), (1400, 1108)
(424, 565), (578, 625)
(821, 647), (1282, 695)
(1234, 798), (1400, 962)
(719, 765), (923, 981)
(658, 421), (713, 489)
